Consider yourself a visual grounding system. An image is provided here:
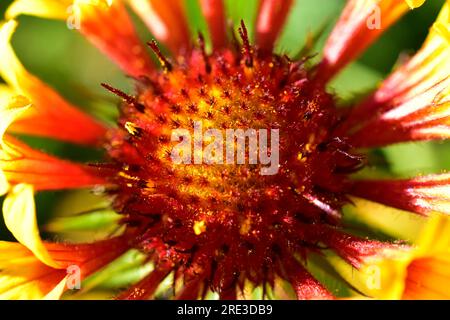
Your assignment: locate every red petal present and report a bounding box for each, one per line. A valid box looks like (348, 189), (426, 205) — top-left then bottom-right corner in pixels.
(351, 174), (450, 216)
(256, 0), (293, 52)
(116, 267), (171, 300)
(284, 256), (334, 300)
(200, 0), (227, 49)
(129, 0), (191, 54)
(176, 277), (203, 300)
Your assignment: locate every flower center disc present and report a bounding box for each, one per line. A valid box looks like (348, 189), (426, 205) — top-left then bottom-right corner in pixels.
(106, 45), (363, 290)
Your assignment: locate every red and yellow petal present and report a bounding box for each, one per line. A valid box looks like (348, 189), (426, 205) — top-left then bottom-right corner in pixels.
(0, 21), (107, 145)
(129, 0), (191, 54)
(0, 237), (132, 299)
(1, 135), (106, 191)
(0, 95), (106, 192)
(0, 182), (69, 299)
(340, 0), (450, 147)
(403, 255), (450, 299)
(3, 183), (61, 267)
(0, 181), (132, 300)
(402, 215), (450, 299)
(0, 241), (67, 299)
(316, 0), (426, 83)
(351, 174), (450, 216)
(357, 215), (450, 300)
(6, 0), (154, 77)
(74, 0), (155, 77)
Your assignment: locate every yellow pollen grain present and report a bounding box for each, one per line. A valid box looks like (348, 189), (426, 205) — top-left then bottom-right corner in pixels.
(211, 87), (223, 99)
(119, 171), (139, 181)
(240, 217), (252, 235)
(125, 122), (140, 136)
(294, 186), (306, 195)
(193, 220), (207, 235)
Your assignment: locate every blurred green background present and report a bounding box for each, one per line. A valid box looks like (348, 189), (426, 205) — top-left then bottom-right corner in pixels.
(0, 0), (448, 241)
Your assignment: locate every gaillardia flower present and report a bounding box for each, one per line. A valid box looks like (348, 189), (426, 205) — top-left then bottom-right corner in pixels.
(0, 0), (449, 300)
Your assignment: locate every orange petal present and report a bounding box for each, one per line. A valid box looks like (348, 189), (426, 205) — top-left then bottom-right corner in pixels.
(6, 1), (154, 77)
(403, 255), (450, 299)
(45, 236), (132, 277)
(129, 0), (191, 54)
(402, 215), (450, 299)
(316, 0), (416, 83)
(256, 0), (294, 52)
(0, 21), (107, 146)
(74, 0), (155, 77)
(1, 135), (105, 191)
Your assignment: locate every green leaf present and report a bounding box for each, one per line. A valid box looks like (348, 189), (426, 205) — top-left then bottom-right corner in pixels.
(381, 142), (445, 177)
(185, 0), (210, 48)
(328, 62), (383, 104)
(224, 0), (259, 39)
(276, 0), (345, 57)
(45, 209), (121, 232)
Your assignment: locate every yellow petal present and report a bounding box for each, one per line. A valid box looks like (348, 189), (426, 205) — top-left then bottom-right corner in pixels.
(399, 214), (450, 299)
(43, 276), (69, 300)
(6, 0), (71, 20)
(430, 0), (450, 44)
(405, 0), (426, 9)
(0, 84), (14, 107)
(0, 20), (28, 91)
(0, 170), (8, 196)
(0, 241), (65, 299)
(6, 0), (113, 21)
(415, 213), (450, 257)
(346, 197), (426, 242)
(325, 248), (413, 299)
(350, 215), (450, 300)
(2, 184), (60, 268)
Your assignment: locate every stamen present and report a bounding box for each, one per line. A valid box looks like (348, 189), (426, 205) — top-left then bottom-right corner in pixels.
(198, 32), (212, 74)
(238, 20), (253, 68)
(147, 40), (173, 73)
(124, 121), (143, 138)
(101, 83), (145, 113)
